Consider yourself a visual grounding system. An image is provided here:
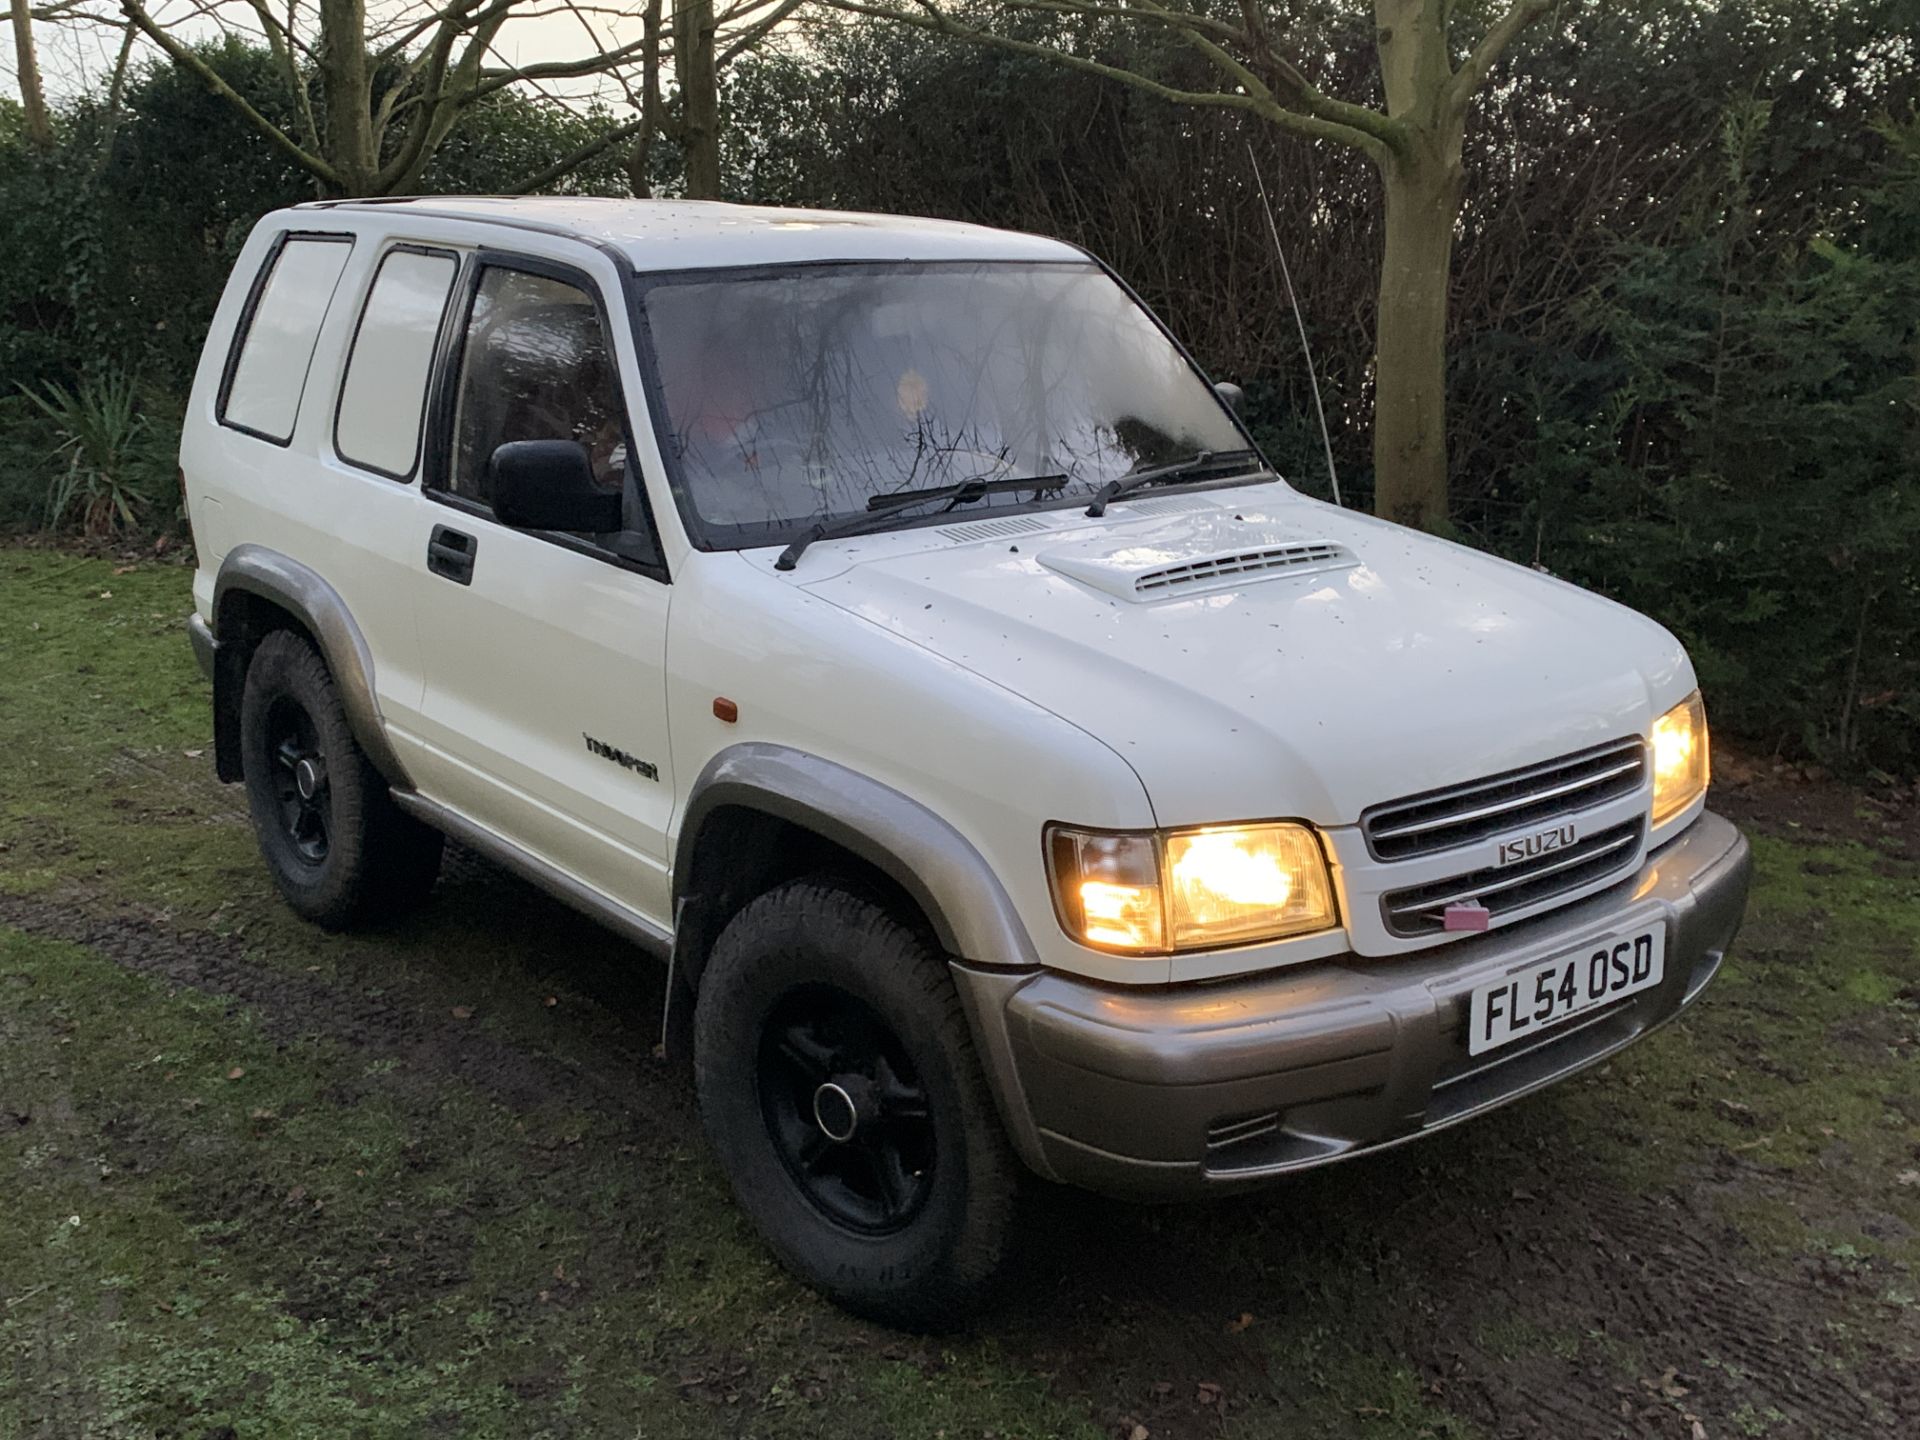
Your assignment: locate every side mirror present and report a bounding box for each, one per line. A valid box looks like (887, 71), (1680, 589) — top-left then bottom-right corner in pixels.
(1213, 381), (1246, 414)
(489, 440), (622, 533)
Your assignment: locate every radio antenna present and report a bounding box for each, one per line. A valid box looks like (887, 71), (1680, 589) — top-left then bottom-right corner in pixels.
(1247, 142), (1342, 508)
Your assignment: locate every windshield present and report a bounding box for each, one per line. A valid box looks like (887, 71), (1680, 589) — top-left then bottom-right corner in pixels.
(636, 261), (1252, 548)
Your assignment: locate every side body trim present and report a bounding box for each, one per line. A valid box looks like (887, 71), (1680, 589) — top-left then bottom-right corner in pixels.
(392, 792), (674, 959)
(211, 544), (413, 788)
(673, 742), (1041, 971)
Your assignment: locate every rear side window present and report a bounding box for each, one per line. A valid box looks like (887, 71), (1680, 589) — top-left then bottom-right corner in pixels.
(220, 235), (354, 444)
(336, 247), (460, 479)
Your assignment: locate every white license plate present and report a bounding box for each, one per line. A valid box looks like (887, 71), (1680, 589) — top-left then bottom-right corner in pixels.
(1467, 925), (1666, 1056)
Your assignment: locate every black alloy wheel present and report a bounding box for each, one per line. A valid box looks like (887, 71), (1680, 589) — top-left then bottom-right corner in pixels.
(757, 984), (937, 1235)
(264, 694), (331, 865)
(693, 879), (1021, 1329)
(238, 629), (444, 929)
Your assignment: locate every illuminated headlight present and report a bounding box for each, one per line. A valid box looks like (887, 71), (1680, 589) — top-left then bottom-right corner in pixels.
(1046, 822), (1338, 954)
(1650, 691), (1710, 825)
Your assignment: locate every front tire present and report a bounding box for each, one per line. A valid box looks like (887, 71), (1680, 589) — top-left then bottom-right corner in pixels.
(693, 880), (1020, 1329)
(239, 630), (442, 929)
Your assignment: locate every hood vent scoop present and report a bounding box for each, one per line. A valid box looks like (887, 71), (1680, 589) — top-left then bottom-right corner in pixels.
(1133, 541), (1357, 596)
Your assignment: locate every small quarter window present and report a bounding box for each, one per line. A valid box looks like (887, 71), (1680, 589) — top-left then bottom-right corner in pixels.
(337, 247), (459, 479)
(221, 235), (354, 444)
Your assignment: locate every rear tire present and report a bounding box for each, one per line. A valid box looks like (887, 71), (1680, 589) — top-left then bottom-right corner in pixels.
(693, 879), (1020, 1330)
(239, 630), (442, 929)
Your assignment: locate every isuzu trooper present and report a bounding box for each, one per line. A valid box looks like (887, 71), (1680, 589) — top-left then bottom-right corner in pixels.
(181, 198), (1751, 1327)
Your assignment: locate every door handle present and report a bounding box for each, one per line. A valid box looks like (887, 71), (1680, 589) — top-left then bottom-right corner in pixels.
(427, 525), (477, 585)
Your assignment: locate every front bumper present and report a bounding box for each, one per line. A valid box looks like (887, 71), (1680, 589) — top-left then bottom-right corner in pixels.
(954, 810), (1751, 1200)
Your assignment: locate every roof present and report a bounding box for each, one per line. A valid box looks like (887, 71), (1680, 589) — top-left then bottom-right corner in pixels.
(298, 196), (1085, 271)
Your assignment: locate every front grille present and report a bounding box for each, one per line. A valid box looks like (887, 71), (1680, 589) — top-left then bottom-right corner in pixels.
(1361, 738), (1647, 862)
(1380, 819), (1644, 937)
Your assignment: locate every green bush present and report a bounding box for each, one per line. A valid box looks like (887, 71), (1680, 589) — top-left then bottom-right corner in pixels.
(1485, 111), (1920, 772)
(21, 374), (178, 538)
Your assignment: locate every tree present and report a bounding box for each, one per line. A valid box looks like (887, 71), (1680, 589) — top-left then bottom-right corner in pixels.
(110, 0), (801, 198)
(8, 0), (53, 147)
(821, 0), (1562, 530)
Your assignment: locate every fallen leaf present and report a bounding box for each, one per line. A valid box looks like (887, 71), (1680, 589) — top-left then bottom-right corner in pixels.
(1128, 1426), (1150, 1440)
(1896, 1170), (1920, 1189)
(450, 1005), (474, 1020)
(543, 995), (559, 1007)
(1641, 1369), (1690, 1400)
(1225, 1312), (1254, 1334)
(97, 590), (112, 600)
(113, 564), (136, 575)
(184, 749), (204, 759)
(226, 1066), (245, 1081)
(1195, 1382), (1222, 1405)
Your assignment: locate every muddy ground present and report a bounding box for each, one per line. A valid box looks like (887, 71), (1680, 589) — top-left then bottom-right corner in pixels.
(2, 548), (1915, 1439)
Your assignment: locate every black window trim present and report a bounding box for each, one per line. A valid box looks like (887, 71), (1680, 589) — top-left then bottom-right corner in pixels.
(216, 229), (357, 448)
(423, 246), (670, 585)
(620, 254), (1271, 555)
(332, 241), (464, 484)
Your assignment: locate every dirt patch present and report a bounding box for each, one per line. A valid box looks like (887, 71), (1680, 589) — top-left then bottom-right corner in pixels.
(990, 1126), (1918, 1440)
(1713, 747), (1919, 854)
(0, 873), (675, 1123)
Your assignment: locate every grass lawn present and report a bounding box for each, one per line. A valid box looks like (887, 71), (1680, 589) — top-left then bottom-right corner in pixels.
(2, 545), (1916, 1439)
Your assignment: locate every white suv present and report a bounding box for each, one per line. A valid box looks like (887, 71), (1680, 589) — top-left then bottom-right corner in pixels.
(183, 198), (1751, 1327)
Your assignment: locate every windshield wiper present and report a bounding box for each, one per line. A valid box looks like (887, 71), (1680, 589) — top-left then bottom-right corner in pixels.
(775, 474), (1067, 571)
(1084, 448), (1262, 518)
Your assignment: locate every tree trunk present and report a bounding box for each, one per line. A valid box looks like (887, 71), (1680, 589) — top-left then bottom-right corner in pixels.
(629, 0), (665, 196)
(318, 0), (377, 193)
(8, 0), (52, 148)
(673, 0), (721, 198)
(1371, 141), (1461, 531)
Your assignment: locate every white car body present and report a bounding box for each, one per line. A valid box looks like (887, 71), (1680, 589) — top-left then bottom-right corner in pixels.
(183, 198), (1749, 1208)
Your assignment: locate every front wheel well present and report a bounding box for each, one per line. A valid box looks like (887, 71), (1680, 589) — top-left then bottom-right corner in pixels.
(666, 805), (942, 1053)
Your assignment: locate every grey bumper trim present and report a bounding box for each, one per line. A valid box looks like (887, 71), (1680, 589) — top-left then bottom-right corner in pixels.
(954, 810), (1751, 1199)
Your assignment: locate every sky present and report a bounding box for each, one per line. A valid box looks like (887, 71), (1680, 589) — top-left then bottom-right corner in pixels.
(5, 0), (662, 108)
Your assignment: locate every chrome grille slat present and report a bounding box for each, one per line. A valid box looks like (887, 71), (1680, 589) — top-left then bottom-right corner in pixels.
(1384, 829), (1641, 919)
(1361, 738), (1647, 862)
(1368, 758), (1645, 843)
(1380, 820), (1645, 937)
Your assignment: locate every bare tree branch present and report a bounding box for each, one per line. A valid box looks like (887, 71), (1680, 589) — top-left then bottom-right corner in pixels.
(822, 0), (1398, 161)
(1447, 0), (1555, 109)
(118, 0), (343, 185)
(508, 112), (648, 192)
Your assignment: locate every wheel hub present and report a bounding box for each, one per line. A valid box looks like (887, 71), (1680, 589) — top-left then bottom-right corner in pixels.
(265, 697), (331, 865)
(294, 756), (325, 801)
(757, 985), (937, 1235)
(812, 1076), (870, 1143)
